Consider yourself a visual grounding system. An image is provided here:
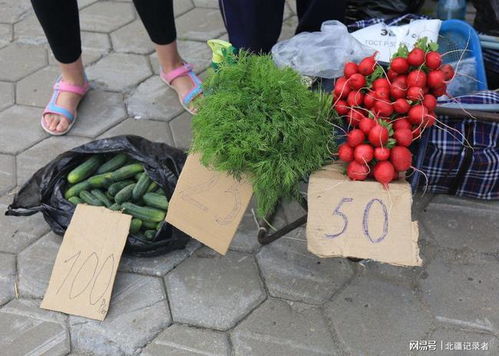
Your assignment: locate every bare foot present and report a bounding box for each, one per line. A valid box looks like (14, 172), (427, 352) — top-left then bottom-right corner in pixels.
(43, 88), (85, 133)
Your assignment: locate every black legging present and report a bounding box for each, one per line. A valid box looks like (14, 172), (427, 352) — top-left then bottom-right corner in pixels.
(31, 0), (176, 64)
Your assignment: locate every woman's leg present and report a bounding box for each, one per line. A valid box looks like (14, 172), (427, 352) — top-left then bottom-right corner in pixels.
(133, 0), (197, 102)
(32, 0), (85, 133)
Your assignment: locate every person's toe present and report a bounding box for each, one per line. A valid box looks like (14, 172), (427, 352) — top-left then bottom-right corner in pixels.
(56, 117), (69, 132)
(48, 115), (60, 131)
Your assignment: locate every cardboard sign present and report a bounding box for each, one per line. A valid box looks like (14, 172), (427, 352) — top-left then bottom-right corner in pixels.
(41, 205), (131, 320)
(307, 164), (421, 267)
(166, 153), (253, 254)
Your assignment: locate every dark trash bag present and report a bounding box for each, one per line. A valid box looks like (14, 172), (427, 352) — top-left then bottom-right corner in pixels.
(6, 135), (190, 257)
(345, 0), (425, 23)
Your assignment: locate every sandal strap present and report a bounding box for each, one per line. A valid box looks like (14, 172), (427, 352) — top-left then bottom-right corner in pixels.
(182, 72), (203, 105)
(43, 102), (76, 123)
(161, 63), (194, 84)
(54, 78), (90, 96)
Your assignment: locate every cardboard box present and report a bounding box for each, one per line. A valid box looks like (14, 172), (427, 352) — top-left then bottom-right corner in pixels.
(307, 163), (422, 267)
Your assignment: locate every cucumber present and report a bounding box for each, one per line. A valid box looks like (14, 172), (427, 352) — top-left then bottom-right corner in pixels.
(121, 203), (166, 222)
(129, 218), (142, 234)
(142, 220), (159, 229)
(109, 203), (122, 211)
(105, 191), (115, 201)
(110, 163), (144, 181)
(144, 230), (156, 240)
(65, 181), (90, 199)
(146, 181), (158, 193)
(87, 173), (113, 188)
(80, 191), (104, 206)
(155, 188), (166, 195)
(108, 180), (135, 196)
(68, 196), (83, 205)
(132, 173), (151, 201)
(134, 173), (143, 181)
(115, 183), (135, 204)
(67, 156), (101, 184)
(143, 192), (168, 210)
(96, 153), (128, 174)
(91, 189), (112, 208)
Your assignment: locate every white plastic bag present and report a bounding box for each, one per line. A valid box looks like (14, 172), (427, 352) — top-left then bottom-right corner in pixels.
(271, 20), (374, 79)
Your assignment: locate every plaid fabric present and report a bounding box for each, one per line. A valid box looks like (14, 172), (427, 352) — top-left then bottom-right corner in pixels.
(483, 48), (499, 74)
(438, 90), (499, 105)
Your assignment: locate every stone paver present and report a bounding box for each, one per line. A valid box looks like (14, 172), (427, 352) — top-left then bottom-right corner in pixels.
(111, 20), (155, 55)
(430, 328), (498, 355)
(174, 0), (195, 15)
(257, 227), (354, 304)
(142, 324), (230, 356)
(17, 232), (61, 298)
(193, 0), (219, 8)
(325, 276), (434, 355)
(99, 118), (174, 145)
(0, 0), (32, 24)
(421, 254), (499, 334)
(169, 112), (193, 150)
(0, 253), (16, 305)
(0, 154), (15, 196)
(80, 2), (135, 33)
(119, 239), (200, 277)
(14, 14), (47, 45)
(231, 298), (339, 355)
(126, 76), (183, 121)
(0, 195), (50, 254)
(70, 272), (170, 355)
(422, 204), (499, 253)
(150, 40), (212, 75)
(176, 8), (226, 41)
(87, 53), (152, 91)
(49, 31), (112, 67)
(0, 24), (12, 49)
(0, 105), (48, 154)
(0, 43), (47, 82)
(16, 66), (60, 107)
(165, 248), (266, 330)
(0, 82), (14, 112)
(71, 90), (127, 137)
(16, 136), (90, 186)
(0, 299), (69, 356)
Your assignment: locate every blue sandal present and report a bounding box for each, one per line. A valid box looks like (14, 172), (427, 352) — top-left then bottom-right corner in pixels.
(160, 63), (202, 115)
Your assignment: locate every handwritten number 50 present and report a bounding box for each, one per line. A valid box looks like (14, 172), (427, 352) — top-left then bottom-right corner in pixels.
(325, 198), (389, 243)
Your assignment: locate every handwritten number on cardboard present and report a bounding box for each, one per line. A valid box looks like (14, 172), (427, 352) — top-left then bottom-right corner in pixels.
(326, 198), (389, 243)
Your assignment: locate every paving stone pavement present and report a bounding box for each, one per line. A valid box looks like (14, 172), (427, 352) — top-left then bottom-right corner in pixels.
(0, 1), (498, 355)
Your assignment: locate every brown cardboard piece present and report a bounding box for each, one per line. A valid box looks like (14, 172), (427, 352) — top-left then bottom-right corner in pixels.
(41, 205), (131, 320)
(307, 163), (422, 267)
(166, 153), (253, 255)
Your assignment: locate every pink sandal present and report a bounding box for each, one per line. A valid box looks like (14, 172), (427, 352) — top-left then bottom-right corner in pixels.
(160, 63), (202, 115)
(41, 76), (90, 136)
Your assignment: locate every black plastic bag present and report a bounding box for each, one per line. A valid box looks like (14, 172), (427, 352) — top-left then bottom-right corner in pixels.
(345, 0), (425, 23)
(6, 135), (190, 257)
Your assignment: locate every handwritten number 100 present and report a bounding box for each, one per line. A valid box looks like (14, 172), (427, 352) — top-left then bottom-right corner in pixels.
(325, 198), (389, 243)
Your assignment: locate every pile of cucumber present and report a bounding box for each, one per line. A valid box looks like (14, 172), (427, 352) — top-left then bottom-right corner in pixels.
(64, 153), (169, 240)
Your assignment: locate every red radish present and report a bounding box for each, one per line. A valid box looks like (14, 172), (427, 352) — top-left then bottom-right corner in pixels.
(354, 144), (374, 163)
(427, 70), (445, 88)
(346, 129), (365, 147)
(334, 99), (349, 115)
(423, 94), (437, 111)
(374, 100), (393, 117)
(440, 64), (454, 81)
(374, 147), (391, 161)
(347, 90), (364, 107)
(368, 125), (389, 147)
(359, 117), (376, 134)
(374, 161), (395, 187)
(344, 62), (358, 78)
(425, 51), (442, 70)
(432, 84), (447, 97)
(393, 170), (399, 181)
(407, 86), (424, 101)
(391, 77), (407, 99)
(393, 128), (413, 147)
(424, 111), (436, 127)
(363, 92), (376, 108)
(390, 146), (412, 171)
(407, 70), (427, 88)
(393, 118), (411, 130)
(348, 73), (366, 90)
(423, 86), (430, 94)
(393, 98), (410, 113)
(347, 109), (364, 126)
(338, 144), (354, 162)
(393, 75), (407, 86)
(347, 161), (369, 181)
(408, 104), (428, 125)
(387, 69), (398, 81)
(358, 54), (377, 76)
(334, 77), (351, 98)
(407, 48), (425, 67)
(375, 87), (390, 100)
(373, 78), (390, 89)
(391, 57), (409, 74)
(412, 126), (421, 139)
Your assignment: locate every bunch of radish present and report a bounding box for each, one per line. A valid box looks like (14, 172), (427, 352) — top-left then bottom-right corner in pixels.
(332, 38), (454, 187)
